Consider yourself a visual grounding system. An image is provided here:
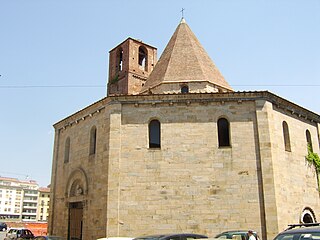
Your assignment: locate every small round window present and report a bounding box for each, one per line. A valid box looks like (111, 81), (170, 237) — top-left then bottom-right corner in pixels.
(181, 85), (189, 93)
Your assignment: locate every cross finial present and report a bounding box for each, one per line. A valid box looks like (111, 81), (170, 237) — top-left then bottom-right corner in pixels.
(180, 8), (185, 18)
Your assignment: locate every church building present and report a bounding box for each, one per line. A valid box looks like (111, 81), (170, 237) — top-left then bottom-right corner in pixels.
(49, 19), (320, 240)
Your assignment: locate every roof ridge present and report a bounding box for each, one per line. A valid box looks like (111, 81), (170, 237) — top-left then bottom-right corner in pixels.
(160, 23), (179, 82)
(186, 24), (206, 81)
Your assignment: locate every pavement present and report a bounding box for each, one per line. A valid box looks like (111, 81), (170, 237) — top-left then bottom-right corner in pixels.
(0, 231), (5, 240)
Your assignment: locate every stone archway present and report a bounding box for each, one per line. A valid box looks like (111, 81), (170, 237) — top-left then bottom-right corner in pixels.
(301, 207), (317, 224)
(65, 168), (88, 240)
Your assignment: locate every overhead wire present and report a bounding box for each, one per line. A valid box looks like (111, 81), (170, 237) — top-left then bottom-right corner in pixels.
(0, 84), (319, 89)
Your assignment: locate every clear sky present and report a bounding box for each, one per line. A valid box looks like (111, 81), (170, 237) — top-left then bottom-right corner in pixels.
(1, 0), (319, 187)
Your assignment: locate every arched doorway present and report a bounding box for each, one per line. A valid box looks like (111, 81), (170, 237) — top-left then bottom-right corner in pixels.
(301, 207), (316, 224)
(65, 168), (88, 240)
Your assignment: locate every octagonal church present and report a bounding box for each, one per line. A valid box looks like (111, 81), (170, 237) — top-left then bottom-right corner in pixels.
(49, 19), (320, 240)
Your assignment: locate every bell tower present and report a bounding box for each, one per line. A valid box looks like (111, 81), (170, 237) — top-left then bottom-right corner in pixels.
(107, 38), (157, 96)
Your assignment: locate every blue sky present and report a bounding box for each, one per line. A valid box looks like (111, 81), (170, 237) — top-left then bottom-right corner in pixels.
(1, 0), (319, 187)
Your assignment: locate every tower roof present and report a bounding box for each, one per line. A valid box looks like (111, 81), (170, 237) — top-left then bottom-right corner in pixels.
(141, 18), (233, 93)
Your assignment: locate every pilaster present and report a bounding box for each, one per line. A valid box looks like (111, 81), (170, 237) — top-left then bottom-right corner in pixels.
(106, 103), (123, 237)
(254, 100), (278, 240)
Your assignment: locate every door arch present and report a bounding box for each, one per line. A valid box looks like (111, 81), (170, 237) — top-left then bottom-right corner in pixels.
(66, 168), (88, 240)
(301, 207), (316, 223)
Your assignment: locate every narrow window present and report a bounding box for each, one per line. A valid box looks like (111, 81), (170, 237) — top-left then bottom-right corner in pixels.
(64, 137), (70, 163)
(306, 130), (313, 151)
(218, 118), (230, 147)
(149, 120), (161, 148)
(138, 46), (147, 71)
(181, 85), (189, 93)
(282, 121), (291, 152)
(117, 48), (123, 72)
(89, 126), (97, 155)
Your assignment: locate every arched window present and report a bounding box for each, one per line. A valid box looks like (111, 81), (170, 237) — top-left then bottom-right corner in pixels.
(306, 130), (313, 151)
(64, 137), (70, 163)
(149, 120), (161, 148)
(282, 121), (291, 152)
(181, 85), (189, 94)
(138, 46), (147, 71)
(117, 48), (123, 72)
(218, 118), (230, 147)
(89, 126), (97, 155)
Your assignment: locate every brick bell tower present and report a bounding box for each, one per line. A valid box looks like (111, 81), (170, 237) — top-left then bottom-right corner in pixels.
(107, 38), (157, 96)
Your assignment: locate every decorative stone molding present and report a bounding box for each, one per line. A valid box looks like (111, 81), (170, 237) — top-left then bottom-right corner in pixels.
(301, 207), (317, 223)
(65, 168), (89, 199)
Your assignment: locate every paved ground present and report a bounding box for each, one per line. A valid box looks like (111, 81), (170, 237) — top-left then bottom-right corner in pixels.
(0, 231), (5, 240)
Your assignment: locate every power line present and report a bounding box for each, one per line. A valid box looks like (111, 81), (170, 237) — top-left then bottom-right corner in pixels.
(0, 84), (319, 89)
(0, 85), (105, 89)
(232, 84), (320, 87)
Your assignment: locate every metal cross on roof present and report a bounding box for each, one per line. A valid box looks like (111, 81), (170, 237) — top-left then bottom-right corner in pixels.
(180, 8), (185, 18)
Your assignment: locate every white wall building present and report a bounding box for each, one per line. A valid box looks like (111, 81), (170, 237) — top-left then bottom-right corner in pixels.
(37, 187), (50, 222)
(0, 177), (50, 222)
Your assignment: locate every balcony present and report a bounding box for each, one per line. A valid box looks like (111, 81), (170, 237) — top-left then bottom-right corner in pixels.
(22, 206), (38, 209)
(23, 199), (38, 203)
(24, 193), (38, 197)
(22, 211), (37, 216)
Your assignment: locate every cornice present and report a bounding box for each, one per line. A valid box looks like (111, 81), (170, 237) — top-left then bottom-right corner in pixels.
(54, 91), (320, 131)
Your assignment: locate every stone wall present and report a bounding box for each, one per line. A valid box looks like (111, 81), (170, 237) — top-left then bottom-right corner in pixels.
(268, 104), (320, 231)
(106, 99), (263, 237)
(49, 99), (111, 240)
(149, 81), (220, 94)
(49, 92), (320, 240)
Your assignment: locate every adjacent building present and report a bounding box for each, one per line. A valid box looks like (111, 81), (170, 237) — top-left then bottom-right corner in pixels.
(49, 19), (320, 240)
(37, 187), (50, 222)
(0, 177), (23, 220)
(0, 177), (50, 222)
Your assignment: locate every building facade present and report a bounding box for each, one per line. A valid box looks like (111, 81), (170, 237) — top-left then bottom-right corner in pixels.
(0, 177), (23, 220)
(49, 19), (320, 240)
(37, 187), (50, 222)
(0, 177), (50, 222)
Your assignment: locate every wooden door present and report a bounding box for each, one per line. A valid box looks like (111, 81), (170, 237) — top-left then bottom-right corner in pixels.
(69, 202), (83, 240)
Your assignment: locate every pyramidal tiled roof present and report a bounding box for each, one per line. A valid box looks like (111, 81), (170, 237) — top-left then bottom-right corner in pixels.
(141, 18), (233, 92)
